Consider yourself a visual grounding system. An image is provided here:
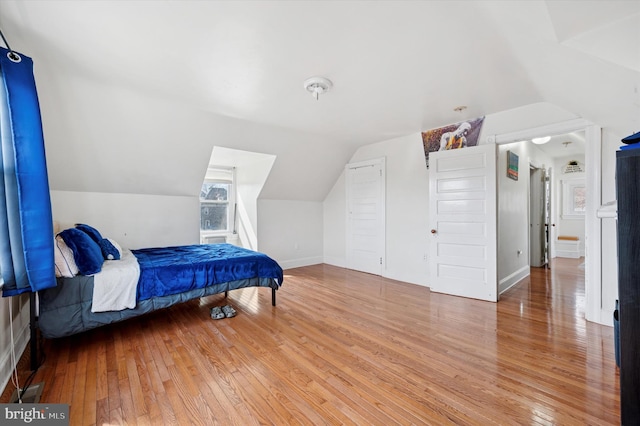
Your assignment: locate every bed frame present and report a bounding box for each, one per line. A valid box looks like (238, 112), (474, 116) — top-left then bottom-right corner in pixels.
(29, 283), (276, 371)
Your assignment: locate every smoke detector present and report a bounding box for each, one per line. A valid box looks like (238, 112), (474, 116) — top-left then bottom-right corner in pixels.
(304, 76), (333, 100)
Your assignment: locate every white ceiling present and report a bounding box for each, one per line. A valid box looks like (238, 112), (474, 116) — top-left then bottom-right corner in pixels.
(532, 132), (586, 159)
(0, 0), (638, 146)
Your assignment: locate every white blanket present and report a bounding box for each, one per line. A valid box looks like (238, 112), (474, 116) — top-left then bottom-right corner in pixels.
(91, 249), (140, 313)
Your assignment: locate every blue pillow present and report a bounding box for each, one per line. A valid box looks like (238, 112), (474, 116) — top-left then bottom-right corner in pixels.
(98, 238), (121, 260)
(75, 223), (103, 244)
(58, 228), (104, 275)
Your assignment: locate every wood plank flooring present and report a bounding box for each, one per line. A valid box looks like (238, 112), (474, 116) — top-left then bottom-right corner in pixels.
(3, 258), (619, 425)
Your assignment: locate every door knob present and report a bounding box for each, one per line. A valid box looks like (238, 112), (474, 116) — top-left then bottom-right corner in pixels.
(430, 229), (437, 234)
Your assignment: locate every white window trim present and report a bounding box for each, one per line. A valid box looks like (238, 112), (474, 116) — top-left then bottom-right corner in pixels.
(200, 166), (236, 238)
(561, 177), (586, 220)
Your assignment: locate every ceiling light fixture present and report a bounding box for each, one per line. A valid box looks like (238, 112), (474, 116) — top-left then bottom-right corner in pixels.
(303, 76), (332, 101)
(531, 136), (551, 145)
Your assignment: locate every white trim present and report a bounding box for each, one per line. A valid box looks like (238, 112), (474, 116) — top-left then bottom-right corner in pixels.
(347, 157), (385, 170)
(494, 119), (604, 325)
(585, 125), (603, 324)
(493, 119), (591, 144)
(323, 255), (346, 268)
(561, 178), (586, 220)
(278, 256), (323, 270)
(499, 265), (530, 295)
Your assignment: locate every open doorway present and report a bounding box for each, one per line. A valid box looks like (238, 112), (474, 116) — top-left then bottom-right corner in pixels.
(536, 132), (586, 268)
(495, 119), (603, 324)
(524, 132), (587, 315)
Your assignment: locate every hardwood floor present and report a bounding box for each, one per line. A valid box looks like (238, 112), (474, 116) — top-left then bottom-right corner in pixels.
(3, 258), (619, 425)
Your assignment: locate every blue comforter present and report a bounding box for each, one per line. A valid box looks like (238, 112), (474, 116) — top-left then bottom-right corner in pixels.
(132, 243), (283, 301)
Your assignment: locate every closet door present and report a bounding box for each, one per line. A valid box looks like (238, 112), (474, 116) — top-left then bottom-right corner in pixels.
(346, 158), (385, 275)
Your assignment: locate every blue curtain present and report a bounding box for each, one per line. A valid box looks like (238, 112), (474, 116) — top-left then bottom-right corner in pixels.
(0, 46), (55, 296)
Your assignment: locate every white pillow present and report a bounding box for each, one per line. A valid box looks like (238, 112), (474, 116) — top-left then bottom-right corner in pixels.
(54, 236), (79, 278)
(106, 238), (123, 259)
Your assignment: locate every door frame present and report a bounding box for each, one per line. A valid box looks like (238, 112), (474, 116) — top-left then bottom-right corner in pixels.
(491, 118), (603, 324)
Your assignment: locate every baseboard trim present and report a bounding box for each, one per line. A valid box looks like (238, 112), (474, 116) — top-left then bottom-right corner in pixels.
(556, 250), (580, 259)
(279, 256), (323, 270)
(322, 256), (346, 268)
(499, 265), (530, 295)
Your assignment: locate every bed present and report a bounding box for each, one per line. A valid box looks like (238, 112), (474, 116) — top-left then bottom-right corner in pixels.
(37, 229), (284, 339)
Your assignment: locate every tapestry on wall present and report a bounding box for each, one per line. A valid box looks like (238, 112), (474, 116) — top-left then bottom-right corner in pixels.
(421, 116), (485, 168)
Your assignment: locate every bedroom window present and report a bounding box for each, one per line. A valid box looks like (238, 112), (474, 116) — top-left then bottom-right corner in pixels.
(200, 167), (235, 236)
(561, 178), (586, 220)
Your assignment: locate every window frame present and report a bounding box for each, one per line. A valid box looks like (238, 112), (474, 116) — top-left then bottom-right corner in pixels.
(200, 167), (236, 237)
(561, 177), (586, 220)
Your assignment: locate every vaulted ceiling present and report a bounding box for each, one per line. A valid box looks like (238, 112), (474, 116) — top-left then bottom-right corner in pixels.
(0, 1), (637, 200)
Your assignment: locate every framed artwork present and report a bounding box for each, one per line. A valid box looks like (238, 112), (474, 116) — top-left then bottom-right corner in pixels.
(421, 116), (485, 168)
(507, 151), (518, 180)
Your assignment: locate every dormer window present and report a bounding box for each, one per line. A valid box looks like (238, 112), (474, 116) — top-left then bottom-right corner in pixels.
(200, 167), (235, 240)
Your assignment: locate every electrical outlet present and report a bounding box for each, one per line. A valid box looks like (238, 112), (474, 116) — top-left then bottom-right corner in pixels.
(10, 382), (44, 403)
(423, 253), (428, 262)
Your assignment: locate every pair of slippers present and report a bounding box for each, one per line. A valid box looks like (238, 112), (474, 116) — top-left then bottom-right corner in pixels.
(210, 304), (237, 320)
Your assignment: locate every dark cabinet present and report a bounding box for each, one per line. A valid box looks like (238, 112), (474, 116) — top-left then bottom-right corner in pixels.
(616, 148), (640, 424)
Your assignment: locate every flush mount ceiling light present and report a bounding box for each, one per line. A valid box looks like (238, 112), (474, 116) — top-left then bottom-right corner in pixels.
(531, 136), (551, 145)
(304, 76), (332, 100)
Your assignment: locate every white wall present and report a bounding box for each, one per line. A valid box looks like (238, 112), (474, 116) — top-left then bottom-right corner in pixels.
(496, 141), (555, 293)
(236, 157), (275, 236)
(50, 190), (200, 249)
(258, 200), (324, 269)
(324, 133), (430, 286)
(233, 154), (277, 249)
(323, 172), (347, 268)
(497, 142), (530, 293)
(323, 102), (582, 292)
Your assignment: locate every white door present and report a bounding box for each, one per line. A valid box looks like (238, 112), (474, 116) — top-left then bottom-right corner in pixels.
(346, 158), (385, 275)
(429, 144), (497, 302)
(529, 167), (545, 267)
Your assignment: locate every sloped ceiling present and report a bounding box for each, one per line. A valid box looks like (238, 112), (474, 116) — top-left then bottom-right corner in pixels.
(0, 1), (637, 200)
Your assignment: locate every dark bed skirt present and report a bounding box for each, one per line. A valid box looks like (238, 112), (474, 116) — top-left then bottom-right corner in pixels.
(38, 275), (279, 339)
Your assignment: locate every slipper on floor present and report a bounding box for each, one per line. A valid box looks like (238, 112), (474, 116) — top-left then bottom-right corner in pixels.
(221, 304), (237, 318)
(210, 306), (225, 320)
